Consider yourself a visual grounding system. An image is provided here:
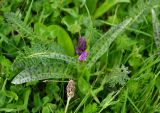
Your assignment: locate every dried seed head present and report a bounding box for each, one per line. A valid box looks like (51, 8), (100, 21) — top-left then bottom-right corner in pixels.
(66, 80), (75, 98)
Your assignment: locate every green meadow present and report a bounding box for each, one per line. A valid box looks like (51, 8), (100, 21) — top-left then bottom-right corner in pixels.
(0, 0), (160, 113)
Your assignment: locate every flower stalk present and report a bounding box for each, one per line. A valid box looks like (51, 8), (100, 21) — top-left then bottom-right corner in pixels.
(65, 80), (75, 113)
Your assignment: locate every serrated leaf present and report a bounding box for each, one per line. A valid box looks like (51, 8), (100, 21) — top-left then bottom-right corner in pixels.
(87, 18), (132, 68)
(108, 65), (130, 87)
(4, 12), (34, 38)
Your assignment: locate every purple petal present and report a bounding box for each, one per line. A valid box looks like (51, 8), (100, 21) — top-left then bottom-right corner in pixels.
(79, 51), (88, 61)
(77, 37), (87, 50)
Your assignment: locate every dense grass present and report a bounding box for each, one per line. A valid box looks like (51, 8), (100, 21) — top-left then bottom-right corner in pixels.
(0, 0), (160, 113)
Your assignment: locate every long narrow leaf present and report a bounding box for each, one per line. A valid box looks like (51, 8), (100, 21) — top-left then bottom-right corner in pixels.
(13, 52), (77, 70)
(87, 18), (132, 68)
(12, 64), (72, 84)
(94, 0), (130, 18)
(151, 9), (160, 53)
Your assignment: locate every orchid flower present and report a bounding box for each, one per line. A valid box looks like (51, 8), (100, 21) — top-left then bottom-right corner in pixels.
(76, 37), (88, 61)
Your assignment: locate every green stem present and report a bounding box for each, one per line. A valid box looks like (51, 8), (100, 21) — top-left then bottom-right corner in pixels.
(65, 96), (71, 113)
(2, 78), (7, 91)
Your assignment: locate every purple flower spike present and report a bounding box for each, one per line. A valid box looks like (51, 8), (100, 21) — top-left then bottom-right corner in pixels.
(76, 37), (87, 55)
(76, 37), (88, 61)
(79, 51), (88, 61)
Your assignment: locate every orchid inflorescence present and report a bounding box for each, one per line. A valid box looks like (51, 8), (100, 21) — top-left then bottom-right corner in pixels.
(76, 37), (88, 61)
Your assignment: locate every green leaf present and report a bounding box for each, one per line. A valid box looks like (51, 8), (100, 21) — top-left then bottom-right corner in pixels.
(61, 8), (78, 17)
(86, 0), (98, 14)
(24, 0), (33, 24)
(34, 23), (48, 39)
(83, 103), (97, 113)
(151, 9), (160, 51)
(23, 88), (31, 108)
(90, 90), (100, 104)
(0, 108), (16, 112)
(46, 82), (59, 95)
(94, 0), (130, 18)
(47, 25), (75, 56)
(1, 79), (18, 102)
(44, 103), (57, 112)
(0, 55), (12, 78)
(11, 64), (73, 84)
(4, 90), (18, 101)
(42, 106), (50, 113)
(32, 93), (42, 113)
(13, 52), (77, 70)
(99, 91), (119, 113)
(87, 18), (132, 68)
(62, 16), (81, 34)
(128, 57), (142, 68)
(42, 96), (50, 105)
(0, 91), (6, 107)
(78, 77), (90, 94)
(155, 77), (160, 91)
(116, 35), (137, 50)
(4, 12), (34, 38)
(108, 65), (130, 87)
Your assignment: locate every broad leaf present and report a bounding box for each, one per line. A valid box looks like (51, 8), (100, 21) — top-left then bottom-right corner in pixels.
(47, 25), (75, 56)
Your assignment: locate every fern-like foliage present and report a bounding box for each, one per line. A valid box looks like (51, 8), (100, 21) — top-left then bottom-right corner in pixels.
(151, 9), (160, 54)
(108, 65), (130, 87)
(87, 18), (132, 68)
(4, 12), (35, 39)
(129, 0), (160, 25)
